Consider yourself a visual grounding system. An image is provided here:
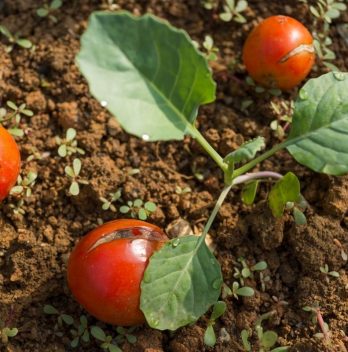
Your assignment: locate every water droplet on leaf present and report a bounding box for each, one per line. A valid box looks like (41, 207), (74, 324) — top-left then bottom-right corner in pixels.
(142, 134), (150, 141)
(299, 89), (308, 100)
(101, 100), (108, 107)
(333, 71), (345, 81)
(172, 238), (180, 247)
(212, 278), (222, 289)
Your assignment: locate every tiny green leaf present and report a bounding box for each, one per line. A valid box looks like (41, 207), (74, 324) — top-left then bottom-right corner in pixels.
(138, 208), (147, 220)
(69, 181), (80, 196)
(37, 8), (49, 17)
(262, 331), (278, 348)
(241, 180), (259, 205)
(58, 144), (67, 157)
(210, 301), (226, 321)
(91, 326), (106, 341)
(144, 201), (157, 212)
(268, 172), (300, 217)
(236, 286), (254, 297)
(271, 347), (290, 352)
(108, 344), (122, 352)
(252, 261), (267, 271)
(120, 205), (130, 213)
(71, 337), (79, 348)
(293, 207), (307, 225)
(61, 314), (74, 325)
(241, 330), (251, 351)
(204, 325), (216, 347)
(133, 199), (143, 207)
(66, 128), (77, 141)
(43, 304), (59, 315)
(51, 0), (62, 9)
(16, 38), (32, 49)
(73, 158), (82, 175)
(224, 137), (265, 166)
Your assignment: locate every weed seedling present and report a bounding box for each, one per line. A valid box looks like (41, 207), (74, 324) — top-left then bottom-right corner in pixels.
(201, 0), (217, 10)
(222, 282), (254, 299)
(204, 301), (227, 347)
(91, 326), (122, 352)
(100, 189), (122, 212)
(43, 304), (74, 337)
(114, 326), (137, 345)
(10, 171), (38, 198)
(65, 158), (89, 196)
(319, 264), (340, 282)
(219, 0), (248, 23)
(303, 303), (331, 341)
(201, 35), (219, 62)
(175, 185), (191, 195)
(120, 199), (157, 220)
(0, 25), (32, 52)
(0, 317), (18, 344)
(70, 315), (90, 348)
(56, 128), (85, 157)
(0, 101), (34, 137)
(234, 258), (268, 286)
(37, 0), (62, 22)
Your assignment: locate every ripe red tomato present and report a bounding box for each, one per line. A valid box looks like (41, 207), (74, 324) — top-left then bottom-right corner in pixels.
(67, 219), (168, 326)
(242, 15), (315, 90)
(0, 125), (21, 202)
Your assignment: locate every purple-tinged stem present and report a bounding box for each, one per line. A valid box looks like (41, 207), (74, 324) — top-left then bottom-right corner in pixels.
(232, 171), (283, 186)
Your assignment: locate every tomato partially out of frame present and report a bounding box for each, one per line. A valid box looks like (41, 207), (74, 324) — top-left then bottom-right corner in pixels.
(0, 125), (21, 202)
(67, 219), (168, 326)
(243, 15), (315, 90)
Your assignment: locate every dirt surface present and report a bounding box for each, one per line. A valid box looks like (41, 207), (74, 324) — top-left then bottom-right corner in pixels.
(0, 0), (347, 351)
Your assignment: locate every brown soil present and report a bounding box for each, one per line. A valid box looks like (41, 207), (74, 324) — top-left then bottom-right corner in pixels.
(0, 0), (347, 351)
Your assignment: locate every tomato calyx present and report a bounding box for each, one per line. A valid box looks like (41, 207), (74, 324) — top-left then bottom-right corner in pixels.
(279, 43), (315, 63)
(87, 226), (166, 252)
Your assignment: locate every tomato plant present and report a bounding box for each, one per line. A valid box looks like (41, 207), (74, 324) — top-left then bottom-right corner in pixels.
(76, 12), (348, 332)
(67, 219), (168, 326)
(242, 15), (315, 90)
(0, 125), (21, 202)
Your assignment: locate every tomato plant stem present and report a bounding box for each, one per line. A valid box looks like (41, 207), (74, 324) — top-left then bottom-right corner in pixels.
(188, 125), (228, 173)
(199, 184), (233, 245)
(232, 171), (282, 185)
(232, 141), (289, 179)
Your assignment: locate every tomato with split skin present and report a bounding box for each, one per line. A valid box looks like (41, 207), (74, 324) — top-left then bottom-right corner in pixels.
(0, 125), (21, 202)
(67, 219), (168, 326)
(242, 15), (315, 90)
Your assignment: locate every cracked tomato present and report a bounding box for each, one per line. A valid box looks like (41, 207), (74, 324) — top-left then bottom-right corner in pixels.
(67, 219), (168, 326)
(243, 15), (315, 90)
(0, 125), (20, 202)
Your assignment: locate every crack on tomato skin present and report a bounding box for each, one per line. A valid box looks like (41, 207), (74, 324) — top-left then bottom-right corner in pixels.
(87, 226), (166, 253)
(279, 43), (315, 63)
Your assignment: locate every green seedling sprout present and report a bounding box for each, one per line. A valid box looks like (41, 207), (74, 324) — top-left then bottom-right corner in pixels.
(0, 310), (18, 345)
(91, 326), (122, 352)
(37, 0), (62, 23)
(201, 0), (217, 10)
(219, 0), (248, 23)
(100, 189), (122, 212)
(175, 185), (191, 195)
(70, 315), (90, 348)
(43, 304), (74, 337)
(65, 158), (89, 196)
(222, 281), (254, 299)
(203, 301), (226, 347)
(120, 199), (157, 220)
(304, 0), (346, 70)
(246, 76), (282, 97)
(319, 263), (340, 282)
(234, 258), (268, 286)
(194, 35), (219, 62)
(77, 11), (348, 331)
(114, 326), (137, 345)
(303, 303), (331, 342)
(56, 128), (85, 157)
(0, 101), (34, 137)
(0, 25), (32, 52)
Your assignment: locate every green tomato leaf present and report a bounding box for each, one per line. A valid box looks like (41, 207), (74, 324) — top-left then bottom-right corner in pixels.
(141, 236), (222, 330)
(77, 12), (216, 141)
(203, 325), (216, 347)
(224, 137), (265, 166)
(287, 72), (348, 176)
(268, 172), (300, 218)
(241, 180), (259, 205)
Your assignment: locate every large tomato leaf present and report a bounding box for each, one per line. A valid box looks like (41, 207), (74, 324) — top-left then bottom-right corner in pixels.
(77, 11), (216, 141)
(287, 72), (348, 175)
(140, 236), (222, 330)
